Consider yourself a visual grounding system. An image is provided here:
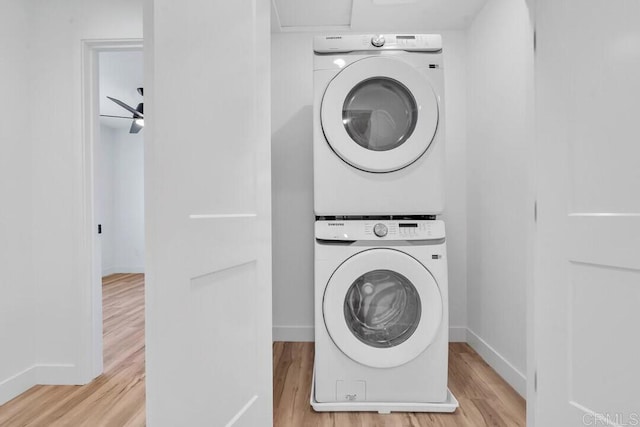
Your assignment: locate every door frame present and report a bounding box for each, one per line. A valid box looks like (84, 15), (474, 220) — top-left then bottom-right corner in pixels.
(527, 2), (537, 425)
(79, 39), (143, 382)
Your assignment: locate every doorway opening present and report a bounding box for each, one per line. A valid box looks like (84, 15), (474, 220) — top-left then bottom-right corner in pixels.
(80, 40), (146, 422)
(94, 47), (145, 390)
(97, 50), (145, 279)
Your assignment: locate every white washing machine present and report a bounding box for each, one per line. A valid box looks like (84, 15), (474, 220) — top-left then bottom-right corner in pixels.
(313, 34), (445, 216)
(312, 219), (458, 413)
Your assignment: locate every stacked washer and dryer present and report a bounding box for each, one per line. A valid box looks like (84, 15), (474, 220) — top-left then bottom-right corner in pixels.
(311, 34), (458, 413)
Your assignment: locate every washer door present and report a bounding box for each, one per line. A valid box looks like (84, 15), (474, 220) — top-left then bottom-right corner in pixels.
(323, 249), (443, 368)
(321, 56), (439, 173)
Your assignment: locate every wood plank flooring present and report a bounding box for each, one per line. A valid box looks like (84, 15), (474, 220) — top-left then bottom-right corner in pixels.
(0, 274), (146, 427)
(0, 274), (525, 426)
(273, 342), (526, 427)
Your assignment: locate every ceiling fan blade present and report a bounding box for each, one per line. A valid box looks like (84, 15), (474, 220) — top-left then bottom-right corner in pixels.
(107, 96), (144, 118)
(100, 114), (135, 119)
(129, 120), (143, 134)
(137, 87), (144, 96)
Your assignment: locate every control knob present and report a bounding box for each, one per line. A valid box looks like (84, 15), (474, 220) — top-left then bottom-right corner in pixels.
(371, 35), (385, 48)
(373, 223), (388, 237)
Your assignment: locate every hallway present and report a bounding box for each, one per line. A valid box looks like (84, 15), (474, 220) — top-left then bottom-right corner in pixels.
(0, 274), (145, 426)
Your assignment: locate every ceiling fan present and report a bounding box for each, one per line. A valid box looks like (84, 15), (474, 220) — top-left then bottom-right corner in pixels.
(101, 87), (144, 134)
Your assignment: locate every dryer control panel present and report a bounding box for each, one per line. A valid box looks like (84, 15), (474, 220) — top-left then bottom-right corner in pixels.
(315, 220), (445, 241)
(313, 34), (442, 54)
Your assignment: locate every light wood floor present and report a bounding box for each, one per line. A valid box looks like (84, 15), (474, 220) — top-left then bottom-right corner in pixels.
(0, 274), (525, 427)
(0, 273), (146, 427)
(273, 342), (526, 427)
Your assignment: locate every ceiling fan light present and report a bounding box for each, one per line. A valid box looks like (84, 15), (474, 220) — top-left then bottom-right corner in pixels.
(135, 118), (144, 127)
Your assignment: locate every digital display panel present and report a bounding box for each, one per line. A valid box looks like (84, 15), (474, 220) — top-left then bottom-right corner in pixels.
(399, 223), (418, 228)
(397, 35), (416, 40)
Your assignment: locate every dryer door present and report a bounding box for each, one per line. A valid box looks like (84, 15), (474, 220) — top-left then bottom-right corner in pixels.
(321, 56), (439, 173)
(323, 248), (443, 368)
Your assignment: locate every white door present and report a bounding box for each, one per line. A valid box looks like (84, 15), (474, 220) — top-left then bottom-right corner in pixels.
(321, 57), (439, 172)
(144, 1), (272, 426)
(535, 0), (640, 425)
(323, 249), (442, 368)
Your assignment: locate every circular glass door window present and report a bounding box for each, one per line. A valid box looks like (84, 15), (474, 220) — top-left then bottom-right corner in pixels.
(342, 77), (418, 152)
(343, 269), (421, 348)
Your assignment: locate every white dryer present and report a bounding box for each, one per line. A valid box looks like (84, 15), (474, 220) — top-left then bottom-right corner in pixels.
(312, 219), (457, 413)
(314, 34), (445, 216)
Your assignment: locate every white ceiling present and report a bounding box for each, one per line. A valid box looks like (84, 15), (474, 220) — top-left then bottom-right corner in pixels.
(271, 0), (489, 32)
(274, 0), (353, 28)
(99, 50), (144, 130)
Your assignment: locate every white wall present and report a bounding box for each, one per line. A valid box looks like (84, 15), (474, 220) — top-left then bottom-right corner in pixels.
(111, 129), (145, 273)
(1, 0), (143, 403)
(27, 0), (142, 386)
(0, 0), (37, 405)
(271, 31), (469, 341)
(96, 125), (116, 275)
(271, 33), (315, 341)
(439, 31), (469, 342)
(97, 124), (145, 276)
(465, 0), (534, 397)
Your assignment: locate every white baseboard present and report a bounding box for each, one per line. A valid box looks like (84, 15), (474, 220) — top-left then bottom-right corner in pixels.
(102, 266), (145, 276)
(0, 365), (37, 405)
(448, 326), (468, 342)
(35, 364), (78, 385)
(273, 325), (314, 342)
(0, 363), (82, 405)
(466, 328), (526, 397)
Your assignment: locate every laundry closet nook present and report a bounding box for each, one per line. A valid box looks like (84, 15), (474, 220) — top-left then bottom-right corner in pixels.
(272, 0), (533, 423)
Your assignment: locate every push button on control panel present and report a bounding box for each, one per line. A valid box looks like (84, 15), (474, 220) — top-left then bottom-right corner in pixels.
(373, 223), (388, 237)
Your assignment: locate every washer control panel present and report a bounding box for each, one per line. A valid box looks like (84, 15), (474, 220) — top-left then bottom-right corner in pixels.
(316, 220), (445, 241)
